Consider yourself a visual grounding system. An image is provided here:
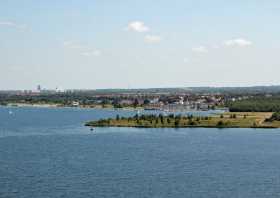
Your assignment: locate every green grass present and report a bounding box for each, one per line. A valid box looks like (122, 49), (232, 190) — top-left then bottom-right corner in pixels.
(86, 112), (280, 128)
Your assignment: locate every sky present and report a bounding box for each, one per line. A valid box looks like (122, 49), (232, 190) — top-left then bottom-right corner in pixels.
(1, 0), (280, 90)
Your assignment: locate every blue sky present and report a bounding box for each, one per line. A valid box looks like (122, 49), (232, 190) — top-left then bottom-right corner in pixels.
(1, 0), (280, 90)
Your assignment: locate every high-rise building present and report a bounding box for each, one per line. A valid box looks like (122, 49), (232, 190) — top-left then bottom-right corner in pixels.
(37, 85), (41, 92)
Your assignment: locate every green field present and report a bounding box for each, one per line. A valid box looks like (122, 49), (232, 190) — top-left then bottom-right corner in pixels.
(86, 112), (280, 128)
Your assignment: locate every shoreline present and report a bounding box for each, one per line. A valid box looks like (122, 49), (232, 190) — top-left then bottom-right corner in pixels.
(0, 103), (226, 113)
(85, 112), (280, 129)
(1, 104), (279, 129)
(85, 125), (279, 129)
(0, 103), (144, 110)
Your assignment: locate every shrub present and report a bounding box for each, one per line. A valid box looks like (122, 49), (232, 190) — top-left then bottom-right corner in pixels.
(216, 120), (225, 127)
(266, 112), (280, 122)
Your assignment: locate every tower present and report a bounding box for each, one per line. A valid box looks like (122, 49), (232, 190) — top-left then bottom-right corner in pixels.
(37, 85), (41, 92)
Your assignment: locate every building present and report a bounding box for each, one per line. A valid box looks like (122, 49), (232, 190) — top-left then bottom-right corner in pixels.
(37, 85), (41, 92)
(72, 101), (80, 107)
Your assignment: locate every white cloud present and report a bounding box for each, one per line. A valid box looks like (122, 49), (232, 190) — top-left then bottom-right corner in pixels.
(63, 41), (88, 50)
(63, 41), (101, 57)
(63, 41), (76, 48)
(126, 21), (150, 33)
(0, 21), (27, 30)
(192, 46), (208, 53)
(0, 21), (16, 26)
(224, 38), (252, 47)
(81, 50), (101, 57)
(144, 35), (162, 43)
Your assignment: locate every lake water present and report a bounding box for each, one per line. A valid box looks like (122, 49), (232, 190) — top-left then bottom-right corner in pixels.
(0, 107), (280, 197)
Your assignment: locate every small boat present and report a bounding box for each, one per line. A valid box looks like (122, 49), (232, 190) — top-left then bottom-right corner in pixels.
(90, 127), (94, 131)
(9, 110), (13, 115)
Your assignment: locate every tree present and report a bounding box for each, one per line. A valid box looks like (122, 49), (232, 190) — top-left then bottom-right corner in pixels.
(174, 120), (179, 127)
(187, 119), (196, 125)
(266, 112), (280, 122)
(160, 116), (164, 124)
(229, 97), (280, 112)
(167, 118), (171, 124)
(216, 120), (225, 127)
(169, 114), (175, 119)
(143, 99), (150, 105)
(133, 99), (139, 108)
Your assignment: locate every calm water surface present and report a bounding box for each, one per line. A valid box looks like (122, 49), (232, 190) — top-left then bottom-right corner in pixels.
(0, 107), (280, 198)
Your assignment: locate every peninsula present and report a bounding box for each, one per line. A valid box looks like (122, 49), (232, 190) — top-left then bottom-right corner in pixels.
(85, 112), (280, 128)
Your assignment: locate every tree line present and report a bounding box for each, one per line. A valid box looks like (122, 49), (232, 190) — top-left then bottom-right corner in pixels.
(228, 97), (280, 112)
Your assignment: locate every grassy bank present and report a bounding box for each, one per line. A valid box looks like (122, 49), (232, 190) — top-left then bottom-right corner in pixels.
(85, 112), (280, 128)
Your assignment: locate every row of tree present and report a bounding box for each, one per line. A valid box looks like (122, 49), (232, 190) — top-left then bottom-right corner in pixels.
(228, 97), (280, 112)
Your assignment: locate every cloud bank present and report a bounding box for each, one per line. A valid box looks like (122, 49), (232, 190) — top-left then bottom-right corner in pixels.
(126, 21), (150, 33)
(144, 35), (162, 43)
(224, 38), (253, 47)
(63, 41), (101, 57)
(192, 46), (208, 53)
(0, 21), (27, 30)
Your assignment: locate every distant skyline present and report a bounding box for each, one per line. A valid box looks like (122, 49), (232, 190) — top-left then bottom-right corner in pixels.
(1, 1), (280, 90)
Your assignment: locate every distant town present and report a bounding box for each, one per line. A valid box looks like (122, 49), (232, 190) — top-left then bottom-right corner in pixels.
(1, 85), (280, 113)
